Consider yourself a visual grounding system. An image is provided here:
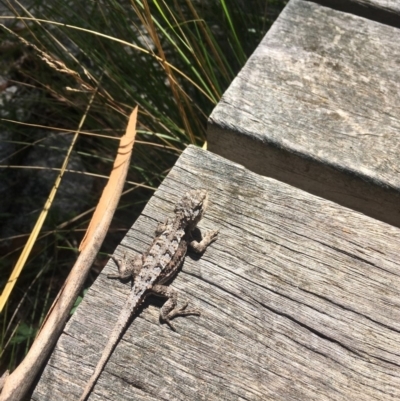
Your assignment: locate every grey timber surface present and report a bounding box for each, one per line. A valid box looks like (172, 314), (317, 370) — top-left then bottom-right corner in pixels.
(208, 0), (400, 227)
(32, 146), (400, 400)
(313, 0), (400, 28)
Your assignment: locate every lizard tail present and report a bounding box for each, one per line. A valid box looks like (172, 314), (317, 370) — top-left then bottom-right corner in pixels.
(78, 291), (144, 401)
(79, 350), (111, 401)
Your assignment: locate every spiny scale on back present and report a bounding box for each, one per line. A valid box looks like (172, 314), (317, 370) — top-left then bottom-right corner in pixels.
(79, 189), (218, 401)
(129, 189), (207, 298)
(141, 219), (183, 284)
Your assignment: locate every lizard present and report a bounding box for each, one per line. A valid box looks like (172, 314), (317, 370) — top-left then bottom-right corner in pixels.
(79, 188), (219, 401)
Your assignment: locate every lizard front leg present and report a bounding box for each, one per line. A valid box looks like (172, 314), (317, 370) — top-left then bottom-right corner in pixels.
(189, 228), (219, 253)
(151, 284), (200, 331)
(155, 218), (170, 236)
(107, 252), (143, 280)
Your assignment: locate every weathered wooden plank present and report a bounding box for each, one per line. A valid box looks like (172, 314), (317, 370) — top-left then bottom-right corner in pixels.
(32, 146), (400, 400)
(208, 0), (400, 227)
(312, 0), (400, 28)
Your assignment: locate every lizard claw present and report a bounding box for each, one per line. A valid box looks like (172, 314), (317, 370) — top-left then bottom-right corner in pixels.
(164, 319), (177, 331)
(167, 303), (201, 319)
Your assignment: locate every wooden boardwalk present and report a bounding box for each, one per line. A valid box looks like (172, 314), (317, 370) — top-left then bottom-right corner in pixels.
(32, 146), (400, 400)
(209, 0), (400, 227)
(31, 0), (400, 399)
(315, 0), (400, 28)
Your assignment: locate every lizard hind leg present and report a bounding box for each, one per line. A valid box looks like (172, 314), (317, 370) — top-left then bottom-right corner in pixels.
(152, 284), (200, 331)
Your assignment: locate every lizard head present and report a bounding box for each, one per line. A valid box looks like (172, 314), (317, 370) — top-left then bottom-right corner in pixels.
(174, 189), (208, 227)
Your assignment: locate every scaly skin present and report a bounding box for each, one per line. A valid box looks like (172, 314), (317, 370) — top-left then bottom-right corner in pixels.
(79, 189), (218, 401)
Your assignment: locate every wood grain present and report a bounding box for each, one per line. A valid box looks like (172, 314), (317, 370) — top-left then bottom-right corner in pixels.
(32, 146), (400, 400)
(312, 0), (400, 28)
(208, 0), (400, 227)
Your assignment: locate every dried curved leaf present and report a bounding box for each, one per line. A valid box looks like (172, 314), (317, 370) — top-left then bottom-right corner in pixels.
(80, 106), (138, 251)
(0, 107), (138, 401)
